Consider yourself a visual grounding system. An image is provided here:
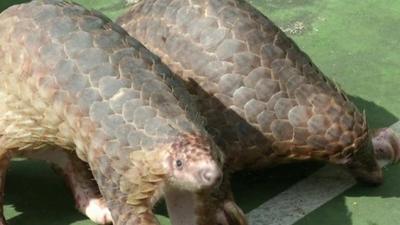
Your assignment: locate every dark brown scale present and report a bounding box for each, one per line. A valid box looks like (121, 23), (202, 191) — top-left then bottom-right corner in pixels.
(118, 0), (382, 224)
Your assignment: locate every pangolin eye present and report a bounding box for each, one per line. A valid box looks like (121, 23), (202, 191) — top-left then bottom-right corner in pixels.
(176, 159), (183, 169)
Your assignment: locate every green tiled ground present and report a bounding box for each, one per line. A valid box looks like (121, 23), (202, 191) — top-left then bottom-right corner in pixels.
(0, 0), (399, 224)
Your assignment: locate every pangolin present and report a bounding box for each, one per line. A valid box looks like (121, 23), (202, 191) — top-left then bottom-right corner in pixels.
(373, 128), (400, 162)
(117, 0), (385, 223)
(0, 0), (224, 225)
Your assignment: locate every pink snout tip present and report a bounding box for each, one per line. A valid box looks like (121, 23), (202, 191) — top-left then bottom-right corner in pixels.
(198, 167), (222, 187)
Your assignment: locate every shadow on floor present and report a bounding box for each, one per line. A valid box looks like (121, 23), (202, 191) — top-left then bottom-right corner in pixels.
(4, 159), (91, 225)
(294, 164), (400, 225)
(349, 95), (398, 129)
(4, 159), (171, 225)
(0, 0), (29, 12)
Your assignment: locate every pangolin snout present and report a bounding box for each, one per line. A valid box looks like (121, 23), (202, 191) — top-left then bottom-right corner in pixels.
(372, 128), (400, 163)
(198, 166), (222, 187)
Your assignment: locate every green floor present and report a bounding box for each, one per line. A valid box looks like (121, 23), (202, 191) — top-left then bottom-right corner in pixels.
(0, 0), (399, 225)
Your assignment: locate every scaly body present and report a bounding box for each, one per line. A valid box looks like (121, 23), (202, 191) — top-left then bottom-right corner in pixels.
(0, 1), (223, 225)
(118, 0), (383, 224)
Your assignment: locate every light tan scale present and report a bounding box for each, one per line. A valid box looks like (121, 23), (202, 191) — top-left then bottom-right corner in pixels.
(0, 1), (225, 225)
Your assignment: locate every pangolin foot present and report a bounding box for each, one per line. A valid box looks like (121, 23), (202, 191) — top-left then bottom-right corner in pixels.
(216, 201), (248, 225)
(84, 198), (113, 225)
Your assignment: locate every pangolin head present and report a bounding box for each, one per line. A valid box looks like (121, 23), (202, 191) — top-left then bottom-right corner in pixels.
(372, 127), (400, 163)
(164, 133), (224, 191)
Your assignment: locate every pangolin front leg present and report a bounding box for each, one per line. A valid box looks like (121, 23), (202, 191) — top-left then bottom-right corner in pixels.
(0, 151), (10, 225)
(196, 174), (246, 225)
(87, 148), (165, 225)
(23, 149), (113, 224)
(55, 153), (112, 225)
(215, 179), (247, 225)
(11, 147), (115, 224)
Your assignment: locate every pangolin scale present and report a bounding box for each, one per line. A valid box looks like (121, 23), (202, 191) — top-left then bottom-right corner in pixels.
(119, 0), (382, 182)
(0, 1), (223, 225)
(118, 0), (383, 224)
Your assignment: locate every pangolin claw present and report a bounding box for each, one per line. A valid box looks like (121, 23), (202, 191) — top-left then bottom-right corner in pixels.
(217, 201), (248, 225)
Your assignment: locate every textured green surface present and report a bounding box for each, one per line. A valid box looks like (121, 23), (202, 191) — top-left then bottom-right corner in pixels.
(0, 0), (399, 225)
(249, 0), (400, 129)
(250, 1), (400, 225)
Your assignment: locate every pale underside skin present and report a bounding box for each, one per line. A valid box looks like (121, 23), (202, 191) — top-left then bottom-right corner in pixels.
(164, 187), (198, 225)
